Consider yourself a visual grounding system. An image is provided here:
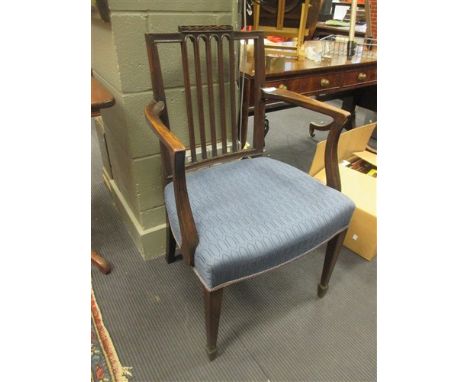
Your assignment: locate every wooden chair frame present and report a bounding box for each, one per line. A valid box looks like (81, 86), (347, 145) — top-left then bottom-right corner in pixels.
(252, 0), (323, 57)
(144, 25), (350, 360)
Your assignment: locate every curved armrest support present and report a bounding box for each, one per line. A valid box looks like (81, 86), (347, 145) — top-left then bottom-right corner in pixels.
(145, 101), (199, 265)
(261, 87), (351, 191)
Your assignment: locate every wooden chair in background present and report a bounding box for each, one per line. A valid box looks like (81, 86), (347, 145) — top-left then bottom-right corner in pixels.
(144, 25), (354, 360)
(252, 0), (323, 57)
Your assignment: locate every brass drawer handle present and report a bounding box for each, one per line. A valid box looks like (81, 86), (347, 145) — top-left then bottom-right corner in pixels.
(278, 83), (288, 90)
(357, 72), (367, 81)
(320, 78), (330, 87)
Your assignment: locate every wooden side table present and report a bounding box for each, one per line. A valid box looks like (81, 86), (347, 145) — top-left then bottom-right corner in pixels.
(91, 75), (115, 274)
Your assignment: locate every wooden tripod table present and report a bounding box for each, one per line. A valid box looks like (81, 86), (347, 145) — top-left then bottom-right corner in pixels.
(91, 75), (115, 274)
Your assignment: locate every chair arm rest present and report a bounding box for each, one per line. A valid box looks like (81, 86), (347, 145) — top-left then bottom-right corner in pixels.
(145, 101), (199, 265)
(145, 101), (186, 153)
(261, 87), (351, 191)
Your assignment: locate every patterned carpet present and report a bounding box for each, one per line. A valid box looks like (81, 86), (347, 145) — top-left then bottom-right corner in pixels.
(92, 104), (377, 381)
(92, 288), (132, 382)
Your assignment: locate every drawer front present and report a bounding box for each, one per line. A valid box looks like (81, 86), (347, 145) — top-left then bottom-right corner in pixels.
(342, 67), (377, 87)
(266, 78), (305, 93)
(267, 72), (342, 95)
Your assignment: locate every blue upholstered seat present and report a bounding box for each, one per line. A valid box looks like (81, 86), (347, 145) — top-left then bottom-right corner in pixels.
(165, 157), (355, 290)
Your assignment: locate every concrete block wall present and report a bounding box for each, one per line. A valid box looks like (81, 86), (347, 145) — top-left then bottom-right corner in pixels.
(92, 0), (239, 259)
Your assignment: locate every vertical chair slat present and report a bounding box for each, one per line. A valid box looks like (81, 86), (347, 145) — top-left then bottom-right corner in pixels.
(228, 36), (238, 152)
(180, 39), (197, 162)
(253, 4), (260, 30)
(217, 36), (228, 154)
(253, 36), (266, 151)
(239, 69), (251, 150)
(205, 36), (217, 157)
(193, 36), (208, 160)
(277, 0), (286, 29)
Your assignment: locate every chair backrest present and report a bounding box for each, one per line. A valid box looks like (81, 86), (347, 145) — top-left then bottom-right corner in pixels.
(145, 25), (266, 180)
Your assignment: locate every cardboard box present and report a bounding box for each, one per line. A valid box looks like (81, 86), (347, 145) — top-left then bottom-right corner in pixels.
(309, 123), (377, 260)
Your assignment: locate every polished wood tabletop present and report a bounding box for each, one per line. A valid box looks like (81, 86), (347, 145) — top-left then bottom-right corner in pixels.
(240, 40), (376, 79)
(91, 76), (115, 116)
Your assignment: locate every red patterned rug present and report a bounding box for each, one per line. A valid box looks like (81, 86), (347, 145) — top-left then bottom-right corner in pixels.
(91, 289), (132, 382)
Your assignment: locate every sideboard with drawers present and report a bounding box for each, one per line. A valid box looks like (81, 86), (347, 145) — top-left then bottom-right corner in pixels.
(240, 40), (377, 144)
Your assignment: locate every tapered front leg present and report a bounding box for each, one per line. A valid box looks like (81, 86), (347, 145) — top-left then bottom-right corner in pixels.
(318, 230), (347, 298)
(203, 287), (223, 361)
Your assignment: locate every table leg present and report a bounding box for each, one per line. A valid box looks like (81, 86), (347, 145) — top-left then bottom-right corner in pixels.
(309, 120), (332, 137)
(309, 94), (358, 137)
(341, 95), (357, 130)
(91, 250), (112, 274)
(264, 118), (270, 137)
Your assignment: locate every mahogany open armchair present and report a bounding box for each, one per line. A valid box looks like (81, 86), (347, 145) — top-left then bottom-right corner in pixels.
(144, 25), (355, 360)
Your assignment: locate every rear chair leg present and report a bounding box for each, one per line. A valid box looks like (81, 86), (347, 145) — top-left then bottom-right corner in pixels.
(165, 215), (177, 264)
(318, 230), (347, 298)
(203, 287), (223, 361)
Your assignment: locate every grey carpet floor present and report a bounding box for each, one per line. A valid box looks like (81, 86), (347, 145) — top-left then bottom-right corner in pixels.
(92, 102), (377, 382)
